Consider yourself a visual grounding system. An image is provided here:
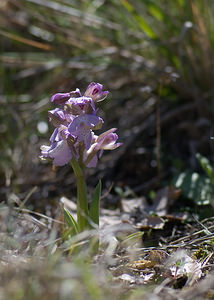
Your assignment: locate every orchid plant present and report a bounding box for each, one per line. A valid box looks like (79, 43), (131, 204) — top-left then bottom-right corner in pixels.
(40, 83), (122, 234)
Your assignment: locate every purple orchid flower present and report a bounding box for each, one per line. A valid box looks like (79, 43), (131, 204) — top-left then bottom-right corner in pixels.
(84, 82), (109, 102)
(68, 114), (103, 150)
(95, 128), (122, 150)
(83, 128), (122, 168)
(41, 126), (77, 166)
(41, 140), (73, 166)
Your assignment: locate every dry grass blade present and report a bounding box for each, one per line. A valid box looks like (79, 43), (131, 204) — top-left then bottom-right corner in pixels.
(26, 0), (121, 30)
(0, 29), (52, 50)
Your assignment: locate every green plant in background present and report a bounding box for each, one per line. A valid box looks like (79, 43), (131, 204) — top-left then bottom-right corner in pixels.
(119, 0), (214, 102)
(40, 82), (122, 235)
(174, 153), (214, 207)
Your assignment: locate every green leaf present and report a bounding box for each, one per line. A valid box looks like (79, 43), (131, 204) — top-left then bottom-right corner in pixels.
(89, 180), (102, 227)
(174, 172), (214, 205)
(147, 3), (164, 21)
(121, 0), (157, 38)
(196, 153), (214, 182)
(64, 207), (79, 234)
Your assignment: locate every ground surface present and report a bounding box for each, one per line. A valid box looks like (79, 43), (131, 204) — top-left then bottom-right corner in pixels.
(0, 191), (214, 300)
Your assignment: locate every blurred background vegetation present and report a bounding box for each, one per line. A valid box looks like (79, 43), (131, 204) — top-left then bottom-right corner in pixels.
(1, 0), (214, 214)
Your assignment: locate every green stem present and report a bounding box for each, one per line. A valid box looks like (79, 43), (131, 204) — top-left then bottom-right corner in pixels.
(71, 157), (89, 232)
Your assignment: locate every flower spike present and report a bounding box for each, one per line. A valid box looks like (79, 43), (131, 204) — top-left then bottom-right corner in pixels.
(41, 82), (120, 168)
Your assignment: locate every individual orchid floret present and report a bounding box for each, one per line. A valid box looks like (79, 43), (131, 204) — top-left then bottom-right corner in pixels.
(41, 139), (73, 166)
(83, 128), (122, 168)
(84, 82), (109, 102)
(40, 126), (77, 166)
(51, 88), (81, 105)
(64, 96), (96, 115)
(95, 128), (122, 151)
(48, 108), (73, 127)
(68, 114), (103, 150)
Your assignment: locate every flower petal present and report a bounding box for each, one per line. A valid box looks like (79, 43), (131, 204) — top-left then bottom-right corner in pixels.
(65, 96), (95, 115)
(48, 108), (72, 127)
(68, 115), (103, 149)
(86, 154), (98, 168)
(51, 93), (71, 104)
(48, 140), (72, 166)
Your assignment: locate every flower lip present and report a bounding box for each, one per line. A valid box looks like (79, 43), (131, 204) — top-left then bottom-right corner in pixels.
(48, 140), (73, 166)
